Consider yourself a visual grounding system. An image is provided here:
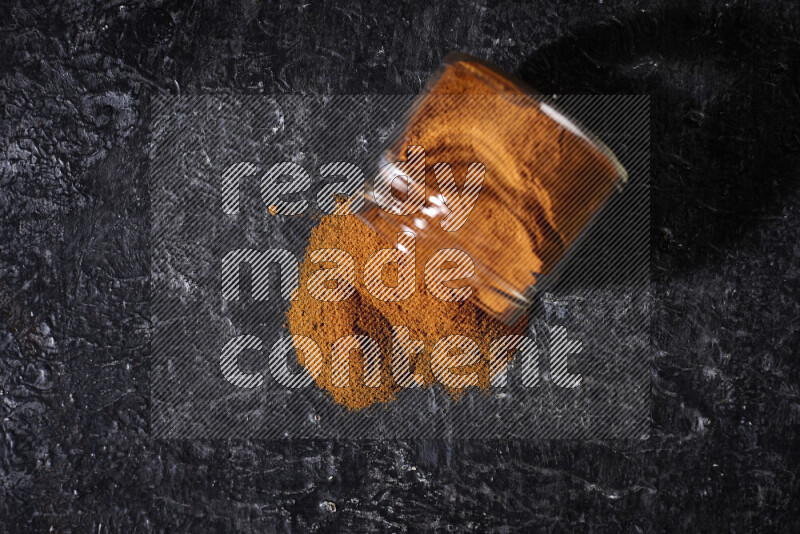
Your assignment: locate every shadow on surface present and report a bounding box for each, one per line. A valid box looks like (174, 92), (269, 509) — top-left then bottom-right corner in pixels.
(516, 1), (800, 280)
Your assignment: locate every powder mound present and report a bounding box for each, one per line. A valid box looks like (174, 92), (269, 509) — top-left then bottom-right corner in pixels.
(286, 214), (526, 411)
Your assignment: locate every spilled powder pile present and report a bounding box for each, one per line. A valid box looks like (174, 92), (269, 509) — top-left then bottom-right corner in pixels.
(285, 213), (526, 411)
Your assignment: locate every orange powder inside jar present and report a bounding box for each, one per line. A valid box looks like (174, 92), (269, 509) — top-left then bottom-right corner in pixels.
(362, 53), (625, 320)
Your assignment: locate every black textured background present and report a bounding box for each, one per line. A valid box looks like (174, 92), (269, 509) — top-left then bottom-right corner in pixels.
(2, 0), (799, 531)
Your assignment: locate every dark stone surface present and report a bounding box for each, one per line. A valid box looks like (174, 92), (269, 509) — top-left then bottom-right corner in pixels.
(1, 0), (799, 531)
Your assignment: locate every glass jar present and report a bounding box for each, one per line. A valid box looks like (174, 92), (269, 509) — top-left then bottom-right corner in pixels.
(357, 52), (627, 324)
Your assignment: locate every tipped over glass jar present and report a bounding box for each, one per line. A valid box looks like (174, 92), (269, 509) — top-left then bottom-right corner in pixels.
(357, 52), (627, 324)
